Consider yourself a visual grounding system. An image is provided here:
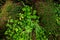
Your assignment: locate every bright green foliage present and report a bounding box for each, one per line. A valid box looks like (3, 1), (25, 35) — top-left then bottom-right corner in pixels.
(5, 5), (48, 40)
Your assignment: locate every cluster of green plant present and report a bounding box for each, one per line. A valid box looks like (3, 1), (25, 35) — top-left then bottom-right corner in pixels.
(54, 3), (60, 35)
(38, 2), (58, 35)
(55, 4), (60, 25)
(5, 5), (48, 40)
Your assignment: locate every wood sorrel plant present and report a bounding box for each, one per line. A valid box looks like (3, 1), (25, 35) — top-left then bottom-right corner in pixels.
(5, 5), (48, 40)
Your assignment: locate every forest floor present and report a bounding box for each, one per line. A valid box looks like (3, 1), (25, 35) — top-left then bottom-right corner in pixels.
(0, 0), (60, 40)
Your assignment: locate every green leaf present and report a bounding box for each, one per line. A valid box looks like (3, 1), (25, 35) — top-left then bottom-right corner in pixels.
(9, 19), (14, 23)
(31, 15), (37, 19)
(15, 28), (18, 32)
(22, 7), (26, 11)
(33, 10), (36, 14)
